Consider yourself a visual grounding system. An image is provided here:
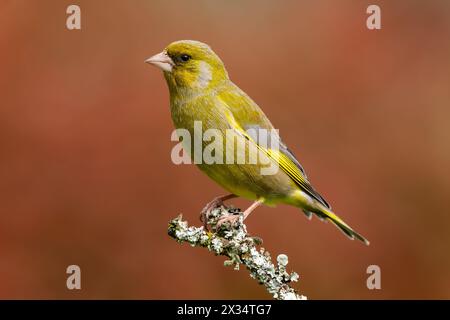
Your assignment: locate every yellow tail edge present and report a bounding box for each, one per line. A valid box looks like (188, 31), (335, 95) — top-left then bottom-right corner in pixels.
(317, 208), (370, 246)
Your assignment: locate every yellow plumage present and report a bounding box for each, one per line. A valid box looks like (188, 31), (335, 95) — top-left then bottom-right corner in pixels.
(146, 40), (369, 245)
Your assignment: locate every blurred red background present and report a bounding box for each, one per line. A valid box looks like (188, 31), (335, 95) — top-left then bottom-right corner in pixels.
(0, 0), (449, 299)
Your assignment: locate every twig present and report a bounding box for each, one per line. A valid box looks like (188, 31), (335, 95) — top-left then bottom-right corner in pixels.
(168, 205), (307, 300)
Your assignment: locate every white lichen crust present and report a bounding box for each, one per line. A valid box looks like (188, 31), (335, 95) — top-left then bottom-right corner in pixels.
(168, 206), (307, 300)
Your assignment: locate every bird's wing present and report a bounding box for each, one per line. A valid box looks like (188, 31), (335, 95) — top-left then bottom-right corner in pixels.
(217, 86), (330, 209)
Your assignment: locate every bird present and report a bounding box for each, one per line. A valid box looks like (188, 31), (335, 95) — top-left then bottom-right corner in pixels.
(145, 40), (369, 245)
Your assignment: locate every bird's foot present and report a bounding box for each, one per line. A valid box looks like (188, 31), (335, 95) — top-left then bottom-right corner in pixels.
(200, 194), (237, 229)
(200, 199), (224, 229)
(215, 199), (264, 231)
(215, 213), (242, 230)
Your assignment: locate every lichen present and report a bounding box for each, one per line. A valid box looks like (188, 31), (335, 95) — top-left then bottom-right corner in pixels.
(168, 206), (306, 300)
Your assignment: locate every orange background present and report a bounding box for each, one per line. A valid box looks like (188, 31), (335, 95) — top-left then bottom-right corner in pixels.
(1, 0), (449, 299)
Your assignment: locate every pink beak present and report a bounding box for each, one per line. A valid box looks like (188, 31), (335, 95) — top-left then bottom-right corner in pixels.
(145, 51), (174, 72)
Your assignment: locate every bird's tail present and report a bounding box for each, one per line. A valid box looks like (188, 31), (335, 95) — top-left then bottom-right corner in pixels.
(303, 207), (370, 245)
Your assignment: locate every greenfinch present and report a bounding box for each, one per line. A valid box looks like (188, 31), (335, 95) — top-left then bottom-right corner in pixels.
(146, 40), (369, 245)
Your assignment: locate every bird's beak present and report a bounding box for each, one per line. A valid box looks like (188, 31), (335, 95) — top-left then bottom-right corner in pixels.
(145, 51), (174, 73)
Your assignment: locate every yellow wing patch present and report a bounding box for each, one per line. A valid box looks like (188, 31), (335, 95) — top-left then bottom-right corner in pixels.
(265, 149), (328, 206)
(223, 108), (329, 207)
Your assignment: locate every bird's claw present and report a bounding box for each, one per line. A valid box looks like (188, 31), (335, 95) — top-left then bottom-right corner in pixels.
(215, 214), (241, 230)
(200, 198), (224, 229)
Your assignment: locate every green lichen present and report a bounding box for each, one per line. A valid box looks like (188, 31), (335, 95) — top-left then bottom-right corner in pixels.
(168, 206), (306, 300)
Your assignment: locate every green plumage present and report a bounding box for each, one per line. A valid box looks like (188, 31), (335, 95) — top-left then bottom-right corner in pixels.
(148, 40), (369, 245)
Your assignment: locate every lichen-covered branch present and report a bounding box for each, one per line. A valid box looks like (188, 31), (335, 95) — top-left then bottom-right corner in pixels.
(168, 205), (307, 300)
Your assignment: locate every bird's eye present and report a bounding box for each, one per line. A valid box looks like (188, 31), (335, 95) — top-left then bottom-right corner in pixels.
(180, 54), (191, 62)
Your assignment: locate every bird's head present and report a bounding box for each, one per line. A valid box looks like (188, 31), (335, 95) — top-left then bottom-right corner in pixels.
(145, 40), (229, 94)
